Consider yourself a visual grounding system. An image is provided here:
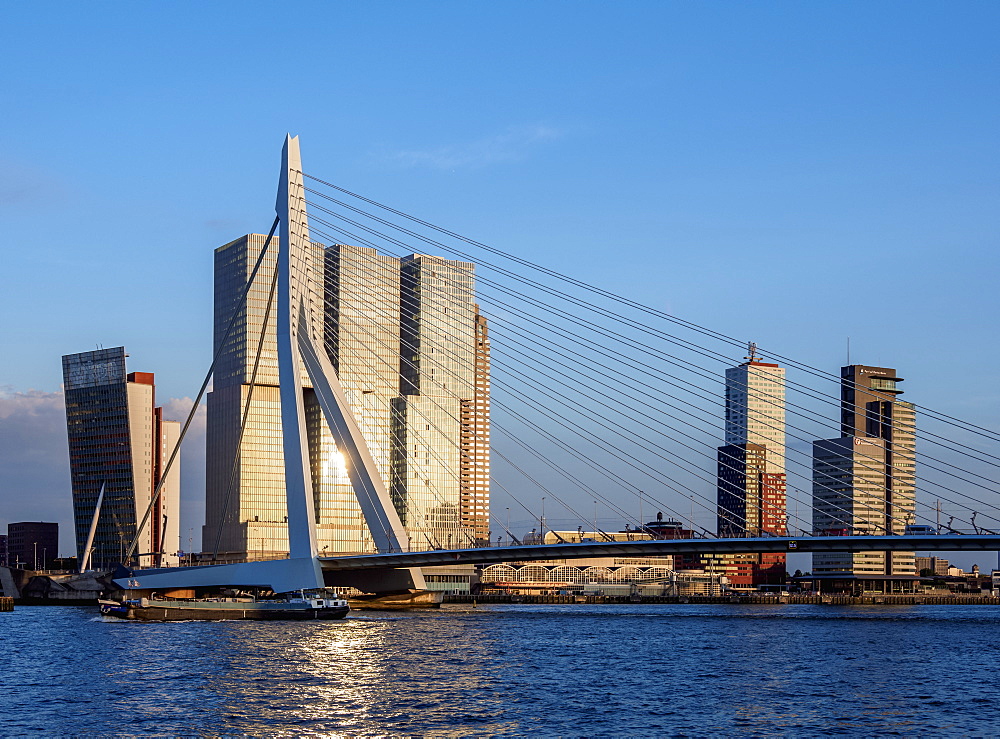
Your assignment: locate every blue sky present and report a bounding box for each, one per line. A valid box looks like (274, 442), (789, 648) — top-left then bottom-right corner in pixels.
(1, 2), (998, 560)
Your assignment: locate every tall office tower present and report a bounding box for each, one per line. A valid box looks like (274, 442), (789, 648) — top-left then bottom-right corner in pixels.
(714, 350), (787, 587)
(395, 254), (481, 550)
(204, 237), (488, 559)
(812, 365), (917, 587)
(460, 308), (491, 544)
(63, 348), (181, 569)
(723, 352), (786, 472)
(204, 234), (323, 561)
(311, 243), (405, 554)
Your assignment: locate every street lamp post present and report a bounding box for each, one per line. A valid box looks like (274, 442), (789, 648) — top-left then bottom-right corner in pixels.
(540, 497), (546, 544)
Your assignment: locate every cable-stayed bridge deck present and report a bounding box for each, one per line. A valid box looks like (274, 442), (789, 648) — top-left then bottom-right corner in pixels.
(318, 534), (1000, 571)
(111, 135), (1000, 598)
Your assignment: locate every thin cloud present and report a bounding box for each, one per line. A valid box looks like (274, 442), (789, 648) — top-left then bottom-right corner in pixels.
(0, 161), (67, 207)
(203, 218), (243, 232)
(0, 389), (73, 552)
(0, 389), (208, 555)
(384, 124), (562, 170)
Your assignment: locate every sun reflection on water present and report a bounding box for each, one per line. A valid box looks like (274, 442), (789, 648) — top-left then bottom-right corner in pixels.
(8, 605), (999, 736)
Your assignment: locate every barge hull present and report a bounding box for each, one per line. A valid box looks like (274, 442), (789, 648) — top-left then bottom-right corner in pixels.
(119, 605), (349, 621)
(99, 599), (349, 621)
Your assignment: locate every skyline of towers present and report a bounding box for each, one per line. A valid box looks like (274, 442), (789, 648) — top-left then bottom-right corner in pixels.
(62, 347), (180, 569)
(51, 259), (925, 588)
(203, 235), (491, 561)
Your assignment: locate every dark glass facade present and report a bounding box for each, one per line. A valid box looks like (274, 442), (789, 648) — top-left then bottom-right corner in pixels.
(63, 348), (138, 569)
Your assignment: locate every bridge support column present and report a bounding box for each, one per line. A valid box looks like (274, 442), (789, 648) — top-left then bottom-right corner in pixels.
(323, 567), (427, 595)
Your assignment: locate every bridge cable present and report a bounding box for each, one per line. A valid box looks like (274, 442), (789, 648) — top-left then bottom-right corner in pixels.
(300, 185), (1000, 473)
(302, 220), (876, 536)
(124, 217), (280, 565)
(300, 174), (1000, 446)
(302, 199), (1000, 490)
(304, 218), (982, 533)
(303, 204), (1000, 515)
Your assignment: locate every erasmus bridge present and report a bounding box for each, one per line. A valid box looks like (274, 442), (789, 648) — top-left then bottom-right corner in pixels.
(115, 135), (1000, 596)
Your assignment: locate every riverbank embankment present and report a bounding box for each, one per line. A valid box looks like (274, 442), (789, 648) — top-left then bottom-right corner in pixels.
(446, 593), (1000, 606)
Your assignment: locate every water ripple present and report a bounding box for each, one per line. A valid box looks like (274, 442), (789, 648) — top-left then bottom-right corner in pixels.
(2, 604), (999, 735)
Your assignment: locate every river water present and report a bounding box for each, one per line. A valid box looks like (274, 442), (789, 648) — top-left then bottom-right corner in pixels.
(1, 603), (997, 736)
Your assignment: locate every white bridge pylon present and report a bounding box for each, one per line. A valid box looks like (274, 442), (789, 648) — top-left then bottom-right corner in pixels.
(114, 135), (424, 594)
(277, 135), (423, 580)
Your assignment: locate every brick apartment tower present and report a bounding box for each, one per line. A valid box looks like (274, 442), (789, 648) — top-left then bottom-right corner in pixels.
(460, 308), (491, 544)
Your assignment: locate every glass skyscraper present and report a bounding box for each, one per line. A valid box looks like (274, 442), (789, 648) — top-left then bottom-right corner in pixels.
(204, 237), (490, 560)
(62, 347), (181, 569)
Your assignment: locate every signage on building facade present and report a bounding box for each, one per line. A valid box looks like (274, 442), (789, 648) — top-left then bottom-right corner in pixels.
(65, 353), (126, 389)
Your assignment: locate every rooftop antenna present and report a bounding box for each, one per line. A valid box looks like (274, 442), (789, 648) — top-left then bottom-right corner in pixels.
(847, 336), (851, 365)
(745, 341), (760, 363)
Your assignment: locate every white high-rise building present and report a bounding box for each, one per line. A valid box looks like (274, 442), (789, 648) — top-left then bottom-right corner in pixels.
(395, 254), (480, 550)
(724, 357), (786, 475)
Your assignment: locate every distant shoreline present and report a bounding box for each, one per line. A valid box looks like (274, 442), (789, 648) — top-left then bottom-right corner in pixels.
(446, 593), (1000, 607)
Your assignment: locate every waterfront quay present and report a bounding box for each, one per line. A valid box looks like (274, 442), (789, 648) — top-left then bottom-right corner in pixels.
(446, 593), (1000, 606)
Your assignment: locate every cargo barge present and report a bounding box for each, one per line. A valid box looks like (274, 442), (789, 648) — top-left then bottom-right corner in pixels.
(99, 591), (349, 621)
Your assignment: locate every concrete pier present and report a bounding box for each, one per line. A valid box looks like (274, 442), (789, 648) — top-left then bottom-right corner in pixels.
(349, 590), (444, 609)
(0, 566), (109, 604)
